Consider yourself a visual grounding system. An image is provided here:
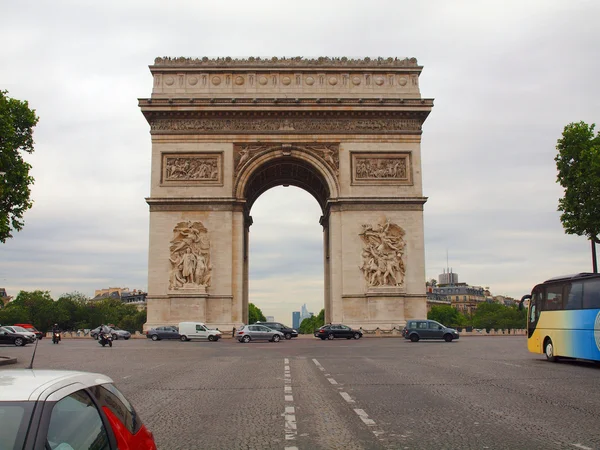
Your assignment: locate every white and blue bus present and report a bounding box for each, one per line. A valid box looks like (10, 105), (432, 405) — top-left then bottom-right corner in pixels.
(520, 273), (600, 362)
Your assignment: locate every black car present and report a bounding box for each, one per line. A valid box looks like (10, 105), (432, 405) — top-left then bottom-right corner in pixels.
(0, 326), (31, 346)
(257, 322), (298, 340)
(146, 326), (180, 341)
(314, 324), (362, 340)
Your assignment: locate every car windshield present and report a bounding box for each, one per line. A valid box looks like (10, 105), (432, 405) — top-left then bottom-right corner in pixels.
(12, 326), (28, 332)
(0, 402), (34, 450)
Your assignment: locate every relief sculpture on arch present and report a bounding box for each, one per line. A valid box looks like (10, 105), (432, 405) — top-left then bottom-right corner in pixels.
(359, 218), (406, 288)
(169, 221), (212, 291)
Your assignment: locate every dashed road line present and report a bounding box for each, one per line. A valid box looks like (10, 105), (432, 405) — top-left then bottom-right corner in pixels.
(284, 357), (297, 446)
(340, 392), (355, 403)
(572, 444), (592, 450)
(354, 408), (376, 426)
(313, 358), (386, 441)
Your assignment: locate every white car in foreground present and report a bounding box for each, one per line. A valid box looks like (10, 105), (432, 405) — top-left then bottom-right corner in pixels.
(0, 370), (157, 449)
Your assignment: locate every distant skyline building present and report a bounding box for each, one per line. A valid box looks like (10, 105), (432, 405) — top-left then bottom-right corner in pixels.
(292, 311), (300, 329)
(439, 268), (458, 286)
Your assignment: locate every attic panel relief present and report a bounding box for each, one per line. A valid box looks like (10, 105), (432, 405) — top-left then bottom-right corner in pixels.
(359, 218), (406, 288)
(162, 153), (223, 185)
(352, 152), (411, 185)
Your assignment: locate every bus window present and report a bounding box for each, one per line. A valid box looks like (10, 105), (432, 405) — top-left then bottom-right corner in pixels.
(582, 279), (600, 309)
(530, 289), (542, 322)
(544, 284), (563, 311)
(564, 282), (583, 310)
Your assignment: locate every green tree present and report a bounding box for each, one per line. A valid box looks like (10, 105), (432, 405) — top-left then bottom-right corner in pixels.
(298, 309), (325, 334)
(555, 121), (600, 271)
(427, 305), (464, 327)
(248, 303), (266, 324)
(0, 90), (39, 242)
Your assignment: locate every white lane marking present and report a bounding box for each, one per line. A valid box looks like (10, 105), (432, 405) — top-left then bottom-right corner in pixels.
(149, 363), (164, 369)
(284, 447), (299, 450)
(284, 358), (297, 444)
(327, 378), (338, 385)
(312, 358), (325, 371)
(122, 375), (132, 379)
(572, 444), (592, 450)
(499, 362), (522, 367)
(354, 409), (376, 426)
(340, 392), (355, 403)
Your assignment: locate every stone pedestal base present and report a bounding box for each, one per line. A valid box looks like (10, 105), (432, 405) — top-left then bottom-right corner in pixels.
(144, 295), (235, 332)
(340, 293), (426, 329)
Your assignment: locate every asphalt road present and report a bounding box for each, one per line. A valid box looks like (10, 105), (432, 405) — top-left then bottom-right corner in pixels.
(2, 336), (600, 450)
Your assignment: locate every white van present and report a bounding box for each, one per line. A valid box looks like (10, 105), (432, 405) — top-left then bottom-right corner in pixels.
(178, 322), (222, 342)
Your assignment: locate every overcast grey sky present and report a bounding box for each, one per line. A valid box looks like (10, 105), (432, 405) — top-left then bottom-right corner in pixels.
(1, 0), (599, 324)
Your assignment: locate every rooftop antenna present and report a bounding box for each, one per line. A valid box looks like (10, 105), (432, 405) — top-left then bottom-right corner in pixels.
(26, 336), (40, 369)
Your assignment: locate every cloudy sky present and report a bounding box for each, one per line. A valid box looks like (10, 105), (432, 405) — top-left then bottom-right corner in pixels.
(1, 0), (599, 324)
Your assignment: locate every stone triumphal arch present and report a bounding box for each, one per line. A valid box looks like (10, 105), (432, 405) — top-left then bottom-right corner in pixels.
(139, 57), (434, 331)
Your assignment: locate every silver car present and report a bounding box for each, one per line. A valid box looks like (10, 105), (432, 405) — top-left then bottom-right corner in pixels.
(90, 326), (131, 340)
(236, 325), (284, 343)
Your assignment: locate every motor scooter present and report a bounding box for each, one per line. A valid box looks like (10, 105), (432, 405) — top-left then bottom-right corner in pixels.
(52, 332), (61, 344)
(98, 332), (113, 347)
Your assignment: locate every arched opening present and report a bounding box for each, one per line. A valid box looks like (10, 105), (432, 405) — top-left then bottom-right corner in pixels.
(249, 187), (323, 327)
(239, 155), (333, 326)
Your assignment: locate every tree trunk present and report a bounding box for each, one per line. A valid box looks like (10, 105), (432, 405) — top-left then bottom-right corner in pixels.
(592, 239), (598, 273)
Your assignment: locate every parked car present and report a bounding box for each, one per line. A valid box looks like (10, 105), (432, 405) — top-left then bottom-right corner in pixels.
(402, 319), (460, 342)
(146, 325), (180, 341)
(178, 322), (222, 342)
(257, 321), (298, 339)
(0, 369), (157, 449)
(91, 326), (131, 340)
(314, 324), (363, 340)
(1, 325), (37, 342)
(236, 324), (284, 343)
(0, 326), (31, 346)
(13, 323), (44, 339)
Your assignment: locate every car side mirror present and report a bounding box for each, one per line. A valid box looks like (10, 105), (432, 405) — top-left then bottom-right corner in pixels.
(438, 326), (442, 330)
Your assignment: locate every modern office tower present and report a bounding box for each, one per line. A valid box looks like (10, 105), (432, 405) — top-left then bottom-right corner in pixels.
(292, 311), (300, 329)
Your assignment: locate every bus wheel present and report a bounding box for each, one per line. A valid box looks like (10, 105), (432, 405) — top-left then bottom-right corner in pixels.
(544, 338), (558, 362)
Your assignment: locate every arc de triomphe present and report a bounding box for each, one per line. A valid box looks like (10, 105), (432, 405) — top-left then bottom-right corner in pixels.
(139, 56), (433, 331)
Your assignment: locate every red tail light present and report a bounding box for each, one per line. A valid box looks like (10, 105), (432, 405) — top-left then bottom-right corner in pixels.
(319, 330), (326, 333)
(238, 331), (244, 334)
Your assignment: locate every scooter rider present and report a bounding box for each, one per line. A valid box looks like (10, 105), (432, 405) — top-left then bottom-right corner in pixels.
(52, 323), (61, 343)
(98, 324), (113, 346)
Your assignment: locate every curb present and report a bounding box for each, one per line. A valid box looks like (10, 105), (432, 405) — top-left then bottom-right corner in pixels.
(0, 355), (17, 366)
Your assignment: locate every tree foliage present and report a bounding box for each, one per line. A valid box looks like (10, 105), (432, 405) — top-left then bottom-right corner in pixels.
(298, 309), (325, 334)
(555, 122), (600, 241)
(248, 303), (266, 324)
(427, 305), (466, 328)
(471, 302), (525, 331)
(0, 290), (146, 332)
(0, 90), (39, 242)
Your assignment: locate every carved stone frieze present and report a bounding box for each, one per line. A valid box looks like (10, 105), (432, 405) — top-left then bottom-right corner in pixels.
(351, 152), (412, 185)
(234, 144), (339, 178)
(169, 221), (212, 291)
(150, 115), (422, 134)
(153, 56), (419, 68)
(162, 153), (222, 185)
(359, 218), (406, 288)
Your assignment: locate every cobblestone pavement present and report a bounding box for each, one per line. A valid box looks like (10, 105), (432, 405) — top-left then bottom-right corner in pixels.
(2, 336), (600, 449)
